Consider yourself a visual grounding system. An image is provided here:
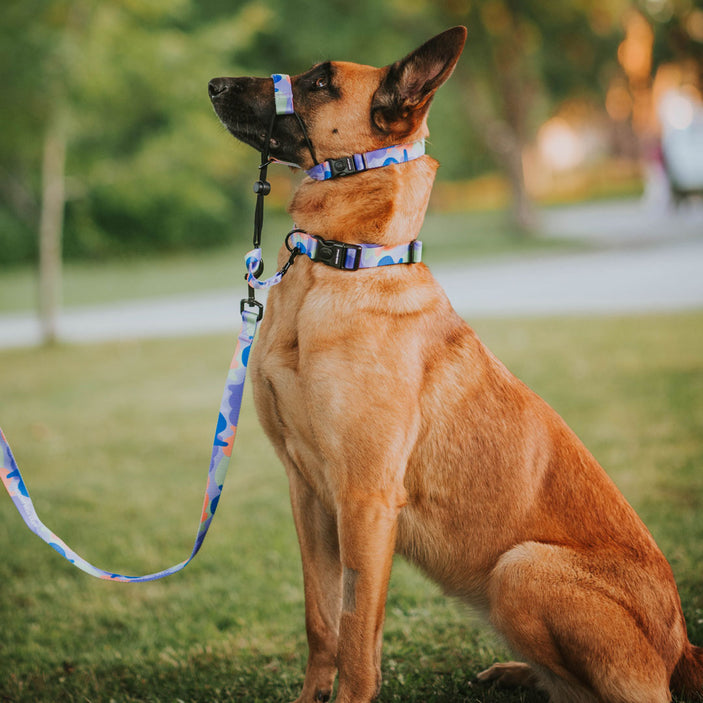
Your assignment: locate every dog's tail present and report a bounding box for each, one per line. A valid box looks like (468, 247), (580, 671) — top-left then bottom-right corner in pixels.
(671, 643), (703, 701)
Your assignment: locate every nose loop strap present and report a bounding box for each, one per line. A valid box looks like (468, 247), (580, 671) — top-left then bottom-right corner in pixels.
(270, 73), (318, 166)
(272, 73), (294, 115)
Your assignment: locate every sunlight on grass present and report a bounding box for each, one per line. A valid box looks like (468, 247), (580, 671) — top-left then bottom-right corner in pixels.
(0, 312), (701, 702)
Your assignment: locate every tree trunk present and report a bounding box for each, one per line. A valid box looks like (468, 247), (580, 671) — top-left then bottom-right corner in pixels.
(38, 114), (67, 345)
(504, 138), (537, 233)
(484, 120), (538, 233)
(459, 58), (538, 235)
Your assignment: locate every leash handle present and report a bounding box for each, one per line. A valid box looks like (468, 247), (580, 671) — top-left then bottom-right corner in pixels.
(0, 309), (259, 583)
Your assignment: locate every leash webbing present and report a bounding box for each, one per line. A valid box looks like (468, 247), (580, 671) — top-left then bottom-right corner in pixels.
(0, 73), (293, 582)
(0, 309), (259, 582)
(0, 71), (287, 580)
(0, 226), (421, 581)
(1, 71), (427, 583)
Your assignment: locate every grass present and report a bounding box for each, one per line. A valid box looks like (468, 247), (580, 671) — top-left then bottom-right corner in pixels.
(0, 209), (583, 314)
(1, 311), (702, 702)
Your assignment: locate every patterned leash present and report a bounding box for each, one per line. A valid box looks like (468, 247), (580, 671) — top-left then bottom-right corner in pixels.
(0, 74), (292, 583)
(0, 229), (422, 582)
(0, 307), (259, 582)
(0, 72), (424, 582)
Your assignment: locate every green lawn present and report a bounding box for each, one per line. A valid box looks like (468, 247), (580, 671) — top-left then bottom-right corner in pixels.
(0, 209), (583, 314)
(1, 312), (702, 702)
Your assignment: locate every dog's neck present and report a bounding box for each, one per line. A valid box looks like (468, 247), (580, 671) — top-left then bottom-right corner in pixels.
(288, 155), (438, 248)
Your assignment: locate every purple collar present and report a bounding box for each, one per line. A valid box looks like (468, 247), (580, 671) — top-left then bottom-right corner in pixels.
(287, 230), (422, 270)
(305, 140), (426, 180)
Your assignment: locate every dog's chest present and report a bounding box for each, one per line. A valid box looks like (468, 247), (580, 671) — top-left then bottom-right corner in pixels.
(248, 281), (344, 507)
(248, 267), (427, 508)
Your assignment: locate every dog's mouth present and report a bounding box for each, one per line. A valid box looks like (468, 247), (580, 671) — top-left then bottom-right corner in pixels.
(208, 76), (307, 164)
(208, 77), (270, 149)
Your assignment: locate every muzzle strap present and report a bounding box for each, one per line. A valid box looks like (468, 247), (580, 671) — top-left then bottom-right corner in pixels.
(272, 73), (294, 115)
(270, 73), (425, 179)
(270, 73), (318, 165)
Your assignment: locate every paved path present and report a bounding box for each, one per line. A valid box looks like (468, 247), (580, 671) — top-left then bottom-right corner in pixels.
(1, 199), (702, 349)
(540, 197), (703, 245)
(440, 238), (703, 318)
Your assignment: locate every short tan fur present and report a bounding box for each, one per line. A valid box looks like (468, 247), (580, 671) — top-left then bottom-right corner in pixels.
(209, 27), (703, 703)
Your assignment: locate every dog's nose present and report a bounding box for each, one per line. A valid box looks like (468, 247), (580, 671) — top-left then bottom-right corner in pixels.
(208, 78), (229, 99)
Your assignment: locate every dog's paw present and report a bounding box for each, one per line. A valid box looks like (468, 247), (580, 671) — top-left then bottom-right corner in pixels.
(476, 661), (538, 688)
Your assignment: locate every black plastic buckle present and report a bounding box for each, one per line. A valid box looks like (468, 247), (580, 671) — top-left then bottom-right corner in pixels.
(328, 156), (360, 178)
(407, 240), (417, 264)
(240, 297), (264, 322)
(253, 180), (271, 195)
(312, 236), (362, 270)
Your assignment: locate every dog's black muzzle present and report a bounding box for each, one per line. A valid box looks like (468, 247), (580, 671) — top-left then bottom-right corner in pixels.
(208, 76), (309, 165)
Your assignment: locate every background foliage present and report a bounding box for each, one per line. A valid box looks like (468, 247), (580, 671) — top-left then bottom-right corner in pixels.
(0, 0), (701, 264)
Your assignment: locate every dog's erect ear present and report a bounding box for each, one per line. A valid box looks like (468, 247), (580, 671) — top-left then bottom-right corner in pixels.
(371, 26), (467, 136)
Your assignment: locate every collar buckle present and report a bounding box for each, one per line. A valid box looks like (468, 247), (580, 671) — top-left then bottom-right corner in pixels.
(328, 156), (362, 178)
(312, 236), (362, 270)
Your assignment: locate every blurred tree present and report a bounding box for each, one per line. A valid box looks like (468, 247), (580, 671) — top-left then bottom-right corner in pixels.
(0, 0), (271, 339)
(2, 0), (80, 341)
(642, 0), (703, 87)
(430, 0), (627, 231)
(0, 0), (270, 268)
(237, 0), (626, 232)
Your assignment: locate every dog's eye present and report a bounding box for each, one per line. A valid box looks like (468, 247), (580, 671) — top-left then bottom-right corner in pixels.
(313, 76), (328, 90)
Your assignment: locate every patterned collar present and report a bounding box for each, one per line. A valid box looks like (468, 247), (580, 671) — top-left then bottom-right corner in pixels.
(287, 230), (422, 270)
(304, 140), (426, 181)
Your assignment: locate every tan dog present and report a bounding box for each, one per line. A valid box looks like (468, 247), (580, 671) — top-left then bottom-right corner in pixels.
(209, 27), (703, 703)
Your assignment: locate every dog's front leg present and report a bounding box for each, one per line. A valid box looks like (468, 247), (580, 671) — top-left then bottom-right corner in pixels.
(334, 488), (405, 703)
(288, 468), (343, 703)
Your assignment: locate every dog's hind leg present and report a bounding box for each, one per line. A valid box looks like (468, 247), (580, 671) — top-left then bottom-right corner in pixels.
(477, 661), (600, 703)
(287, 468), (342, 703)
(476, 661), (540, 689)
(486, 541), (677, 703)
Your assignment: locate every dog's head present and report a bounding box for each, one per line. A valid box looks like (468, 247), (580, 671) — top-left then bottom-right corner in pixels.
(208, 27), (467, 170)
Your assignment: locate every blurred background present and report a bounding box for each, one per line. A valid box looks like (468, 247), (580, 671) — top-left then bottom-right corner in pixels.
(1, 5), (702, 700)
(1, 0), (702, 342)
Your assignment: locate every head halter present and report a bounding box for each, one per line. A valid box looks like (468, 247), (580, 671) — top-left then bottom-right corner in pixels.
(272, 73), (294, 115)
(270, 73), (318, 167)
(268, 73), (425, 180)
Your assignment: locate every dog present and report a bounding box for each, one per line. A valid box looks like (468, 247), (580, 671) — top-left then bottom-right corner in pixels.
(209, 26), (703, 703)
